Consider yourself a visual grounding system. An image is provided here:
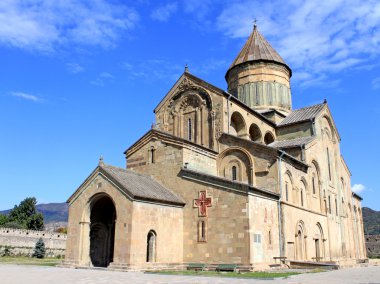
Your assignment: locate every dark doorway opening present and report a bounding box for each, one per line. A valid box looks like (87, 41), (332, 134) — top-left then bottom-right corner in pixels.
(90, 195), (116, 267)
(146, 230), (156, 262)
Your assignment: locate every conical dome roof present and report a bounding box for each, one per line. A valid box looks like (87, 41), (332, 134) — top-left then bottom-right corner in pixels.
(227, 25), (291, 77)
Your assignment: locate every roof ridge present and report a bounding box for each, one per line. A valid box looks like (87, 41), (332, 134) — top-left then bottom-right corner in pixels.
(292, 102), (325, 112)
(102, 163), (148, 178)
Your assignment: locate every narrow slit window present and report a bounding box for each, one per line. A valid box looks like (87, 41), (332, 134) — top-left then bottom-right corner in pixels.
(328, 196), (332, 214)
(268, 230), (272, 245)
(327, 148), (331, 181)
(301, 190), (304, 206)
(150, 148), (155, 164)
(198, 220), (207, 242)
(312, 176), (316, 195)
(285, 182), (289, 201)
(188, 118), (192, 141)
(232, 166), (237, 181)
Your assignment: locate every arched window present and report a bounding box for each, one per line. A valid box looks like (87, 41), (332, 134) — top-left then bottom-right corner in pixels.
(249, 124), (262, 142)
(188, 118), (192, 141)
(264, 132), (275, 145)
(230, 112), (246, 137)
(301, 190), (304, 207)
(150, 148), (155, 164)
(146, 230), (156, 262)
(232, 166), (237, 181)
(312, 176), (316, 195)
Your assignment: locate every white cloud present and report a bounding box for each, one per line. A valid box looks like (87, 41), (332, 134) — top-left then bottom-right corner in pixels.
(215, 0), (380, 88)
(151, 2), (178, 22)
(122, 59), (183, 82)
(66, 63), (84, 74)
(352, 184), (366, 193)
(183, 0), (215, 21)
(0, 0), (139, 52)
(10, 91), (41, 102)
(372, 77), (380, 90)
(91, 72), (115, 86)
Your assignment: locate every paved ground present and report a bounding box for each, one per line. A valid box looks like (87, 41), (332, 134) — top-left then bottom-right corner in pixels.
(0, 264), (379, 284)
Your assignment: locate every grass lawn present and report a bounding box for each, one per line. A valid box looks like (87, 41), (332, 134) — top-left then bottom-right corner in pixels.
(146, 270), (300, 279)
(0, 256), (61, 266)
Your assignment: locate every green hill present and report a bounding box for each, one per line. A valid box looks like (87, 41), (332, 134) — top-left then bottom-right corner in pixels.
(0, 202), (68, 224)
(362, 207), (380, 235)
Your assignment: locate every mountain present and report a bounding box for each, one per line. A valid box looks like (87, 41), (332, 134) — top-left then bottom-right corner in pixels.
(1, 203), (379, 235)
(0, 202), (68, 224)
(362, 207), (380, 235)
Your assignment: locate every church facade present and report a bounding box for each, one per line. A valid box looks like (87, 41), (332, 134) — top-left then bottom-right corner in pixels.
(64, 25), (367, 270)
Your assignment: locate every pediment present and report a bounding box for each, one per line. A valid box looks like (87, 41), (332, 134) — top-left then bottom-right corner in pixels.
(154, 72), (224, 114)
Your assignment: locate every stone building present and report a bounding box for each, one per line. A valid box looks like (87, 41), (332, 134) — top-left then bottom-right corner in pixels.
(64, 25), (367, 270)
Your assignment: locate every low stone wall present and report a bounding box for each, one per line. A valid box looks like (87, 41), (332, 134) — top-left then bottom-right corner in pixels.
(0, 227), (66, 257)
(365, 235), (380, 258)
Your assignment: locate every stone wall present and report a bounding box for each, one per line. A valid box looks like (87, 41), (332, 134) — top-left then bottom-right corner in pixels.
(0, 227), (66, 257)
(366, 235), (380, 258)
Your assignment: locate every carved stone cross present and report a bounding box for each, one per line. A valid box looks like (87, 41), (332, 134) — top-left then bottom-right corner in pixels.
(193, 191), (212, 217)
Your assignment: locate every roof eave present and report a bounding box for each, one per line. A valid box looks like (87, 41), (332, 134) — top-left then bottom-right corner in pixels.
(225, 59), (292, 81)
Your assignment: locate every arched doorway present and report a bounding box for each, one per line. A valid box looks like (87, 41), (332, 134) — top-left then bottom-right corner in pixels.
(314, 223), (324, 262)
(146, 230), (157, 262)
(89, 195), (116, 267)
(295, 221), (306, 260)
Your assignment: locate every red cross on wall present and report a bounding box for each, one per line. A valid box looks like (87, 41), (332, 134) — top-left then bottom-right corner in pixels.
(193, 191), (212, 217)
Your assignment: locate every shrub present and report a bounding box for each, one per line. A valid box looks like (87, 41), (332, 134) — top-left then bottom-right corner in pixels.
(33, 238), (46, 259)
(1, 246), (11, 257)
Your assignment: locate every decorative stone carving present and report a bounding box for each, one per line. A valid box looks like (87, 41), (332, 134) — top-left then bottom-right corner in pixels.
(177, 76), (196, 92)
(193, 191), (212, 217)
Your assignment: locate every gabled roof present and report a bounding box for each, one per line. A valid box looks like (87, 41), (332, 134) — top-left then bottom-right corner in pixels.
(269, 136), (315, 149)
(153, 71), (277, 128)
(227, 25), (291, 76)
(277, 103), (326, 127)
(68, 163), (185, 206)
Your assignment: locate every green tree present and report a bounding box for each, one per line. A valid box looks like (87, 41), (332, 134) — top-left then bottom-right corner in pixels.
(0, 214), (8, 226)
(27, 213), (44, 230)
(32, 238), (46, 259)
(7, 197), (44, 230)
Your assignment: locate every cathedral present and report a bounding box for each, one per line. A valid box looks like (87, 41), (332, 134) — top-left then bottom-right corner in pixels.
(64, 24), (367, 270)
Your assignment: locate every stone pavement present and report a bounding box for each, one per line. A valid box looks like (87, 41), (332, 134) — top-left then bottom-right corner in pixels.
(0, 264), (379, 284)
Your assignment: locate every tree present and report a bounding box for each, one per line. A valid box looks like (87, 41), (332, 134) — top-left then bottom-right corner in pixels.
(27, 213), (44, 230)
(33, 238), (46, 259)
(0, 214), (8, 226)
(7, 197), (44, 230)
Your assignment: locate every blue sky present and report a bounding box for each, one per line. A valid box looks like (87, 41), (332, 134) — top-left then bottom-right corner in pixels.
(0, 0), (379, 210)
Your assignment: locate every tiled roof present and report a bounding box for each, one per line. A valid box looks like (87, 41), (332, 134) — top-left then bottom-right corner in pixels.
(228, 25), (290, 73)
(100, 164), (185, 205)
(269, 136), (315, 148)
(277, 103), (325, 126)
